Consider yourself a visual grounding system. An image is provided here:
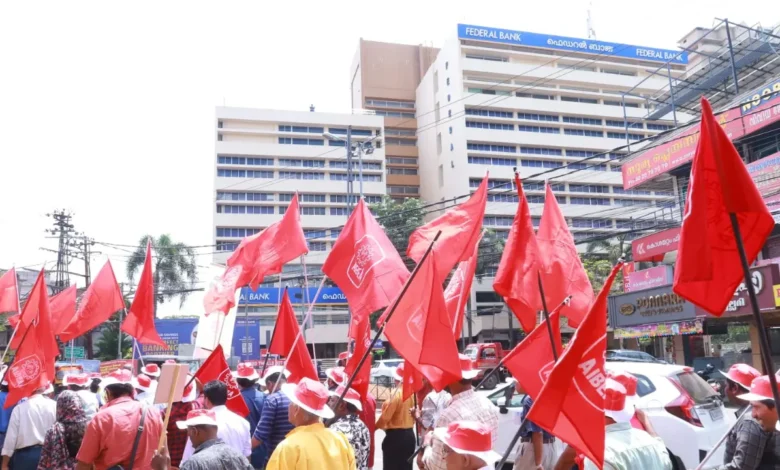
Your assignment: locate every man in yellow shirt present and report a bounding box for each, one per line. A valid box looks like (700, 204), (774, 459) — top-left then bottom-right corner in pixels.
(266, 377), (356, 470)
(376, 364), (416, 470)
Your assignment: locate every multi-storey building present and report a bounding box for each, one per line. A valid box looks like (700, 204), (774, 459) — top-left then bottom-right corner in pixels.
(350, 39), (438, 201)
(213, 107), (385, 357)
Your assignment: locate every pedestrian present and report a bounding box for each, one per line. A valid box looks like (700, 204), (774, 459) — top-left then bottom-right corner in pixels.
(265, 377), (354, 470)
(0, 386), (56, 469)
(133, 374), (157, 406)
(376, 364), (416, 470)
(327, 385), (370, 469)
(251, 367), (293, 466)
(180, 380), (251, 463)
(151, 409), (253, 470)
(325, 367), (346, 391)
(734, 375), (780, 468)
(234, 363), (267, 469)
(37, 390), (89, 470)
(141, 364), (162, 382)
(513, 381), (559, 470)
(62, 373), (99, 419)
(358, 391), (377, 470)
(0, 375), (17, 451)
(722, 364), (762, 417)
(415, 378), (452, 438)
(421, 355), (499, 470)
(89, 378), (102, 408)
(75, 369), (164, 470)
(432, 421), (500, 470)
(164, 377), (199, 469)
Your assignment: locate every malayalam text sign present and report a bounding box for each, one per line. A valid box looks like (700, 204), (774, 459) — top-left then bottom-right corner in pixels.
(239, 286), (347, 305)
(625, 266), (673, 293)
(632, 227), (680, 262)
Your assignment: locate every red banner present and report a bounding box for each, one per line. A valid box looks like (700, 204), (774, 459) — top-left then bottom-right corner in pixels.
(632, 227), (680, 262)
(100, 359), (134, 377)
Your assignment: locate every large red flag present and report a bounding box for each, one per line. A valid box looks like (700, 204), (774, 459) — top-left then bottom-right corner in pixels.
(674, 97), (775, 315)
(401, 362), (425, 402)
(5, 270), (58, 408)
(493, 174), (542, 333)
(193, 345), (249, 417)
(268, 289), (318, 384)
(59, 261), (125, 342)
(537, 184), (594, 328)
(203, 265), (243, 315)
(122, 240), (167, 348)
(527, 263), (622, 469)
(444, 236), (480, 339)
(384, 254), (461, 391)
(48, 285), (77, 336)
(345, 316), (372, 399)
(0, 268), (19, 314)
(227, 194), (308, 290)
(323, 199), (410, 324)
(407, 174), (488, 280)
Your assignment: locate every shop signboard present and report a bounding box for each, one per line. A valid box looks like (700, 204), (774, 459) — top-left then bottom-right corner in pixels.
(136, 319), (199, 356)
(233, 318), (261, 360)
(741, 78), (780, 136)
(614, 319), (703, 339)
(239, 287), (347, 305)
(100, 359), (134, 376)
(632, 227), (680, 262)
(609, 284), (697, 328)
(625, 266), (673, 293)
(747, 151), (780, 206)
(723, 264), (780, 317)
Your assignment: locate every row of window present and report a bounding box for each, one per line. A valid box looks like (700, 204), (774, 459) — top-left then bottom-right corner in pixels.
(470, 87), (648, 109)
(388, 168), (418, 175)
(388, 185), (419, 194)
(387, 157), (417, 165)
(385, 128), (416, 136)
(278, 137), (324, 146)
(278, 125), (324, 134)
(466, 121), (514, 130)
(328, 128), (373, 136)
(467, 143), (516, 153)
(464, 108), (670, 131)
(279, 158), (325, 168)
(216, 192), (383, 204)
(365, 99), (414, 109)
(328, 161), (383, 171)
(607, 132), (644, 140)
(467, 179), (660, 198)
(217, 169), (274, 178)
(217, 156), (275, 166)
(218, 169), (384, 182)
(385, 138), (416, 146)
(374, 110), (415, 119)
(216, 205), (275, 215)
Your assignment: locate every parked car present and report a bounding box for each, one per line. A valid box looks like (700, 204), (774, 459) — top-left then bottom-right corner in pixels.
(606, 349), (666, 364)
(483, 362), (731, 469)
(370, 359), (404, 386)
(463, 342), (509, 390)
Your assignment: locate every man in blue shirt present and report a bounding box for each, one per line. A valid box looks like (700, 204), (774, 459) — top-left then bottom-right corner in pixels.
(235, 364), (266, 469)
(251, 367), (293, 467)
(0, 378), (16, 451)
(515, 391), (559, 470)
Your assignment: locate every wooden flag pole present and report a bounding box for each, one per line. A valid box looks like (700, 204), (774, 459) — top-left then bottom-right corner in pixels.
(332, 231), (442, 414)
(729, 213), (780, 404)
(536, 274), (560, 362)
(158, 365), (182, 451)
(259, 274), (285, 379)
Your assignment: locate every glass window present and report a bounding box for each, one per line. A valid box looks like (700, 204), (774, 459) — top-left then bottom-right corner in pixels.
(564, 128), (603, 137)
(517, 113), (559, 122)
(570, 197), (610, 205)
(467, 143), (516, 153)
(516, 93), (555, 100)
(388, 168), (418, 175)
(330, 207), (351, 216)
(562, 116), (602, 125)
(518, 125), (559, 134)
(569, 184), (609, 194)
(385, 138), (416, 146)
(465, 109), (513, 119)
(520, 147), (562, 156)
(560, 96), (598, 104)
(520, 159), (563, 169)
(467, 156), (516, 166)
(300, 207), (326, 216)
(308, 241), (327, 251)
(330, 173), (349, 181)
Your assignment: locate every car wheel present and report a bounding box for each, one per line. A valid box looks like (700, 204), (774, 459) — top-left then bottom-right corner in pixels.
(481, 373), (499, 390)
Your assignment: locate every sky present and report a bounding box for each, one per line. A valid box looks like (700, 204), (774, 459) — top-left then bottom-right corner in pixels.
(0, 0), (771, 315)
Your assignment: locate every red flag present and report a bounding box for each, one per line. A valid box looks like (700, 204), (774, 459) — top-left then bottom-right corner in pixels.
(59, 261), (124, 342)
(323, 199), (409, 323)
(203, 265), (242, 315)
(401, 362), (425, 402)
(526, 263), (622, 469)
(193, 345), (249, 417)
(345, 316), (372, 399)
(493, 174), (543, 333)
(444, 237), (480, 339)
(122, 240), (167, 348)
(268, 290), (318, 384)
(384, 254), (461, 391)
(5, 270), (58, 408)
(49, 285), (77, 336)
(537, 184), (594, 328)
(674, 97), (775, 315)
(227, 194), (308, 290)
(407, 174), (488, 280)
(0, 268), (19, 314)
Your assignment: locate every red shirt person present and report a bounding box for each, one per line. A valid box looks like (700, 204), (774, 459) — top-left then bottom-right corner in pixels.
(75, 370), (164, 470)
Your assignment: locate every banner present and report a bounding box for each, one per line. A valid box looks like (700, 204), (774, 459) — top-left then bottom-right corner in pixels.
(239, 286), (346, 305)
(135, 319), (198, 356)
(100, 359), (134, 376)
(614, 319), (703, 339)
(625, 266), (673, 293)
(195, 311), (237, 359)
(233, 318), (261, 360)
(747, 151), (780, 207)
(632, 227), (680, 262)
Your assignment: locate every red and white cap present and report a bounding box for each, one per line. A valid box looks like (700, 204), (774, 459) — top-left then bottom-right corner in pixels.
(281, 377), (335, 419)
(325, 367), (346, 385)
(141, 364), (161, 378)
(233, 363), (259, 381)
(739, 375), (778, 402)
(458, 354), (480, 380)
(607, 370), (639, 416)
(433, 421), (500, 466)
(261, 365), (291, 382)
(328, 385), (363, 411)
(164, 359), (176, 364)
(100, 369), (134, 389)
(180, 376), (197, 403)
(132, 374), (155, 393)
(604, 378), (632, 423)
(176, 409), (218, 429)
(721, 364), (761, 390)
(63, 373), (91, 388)
(392, 363), (406, 382)
(338, 351), (350, 361)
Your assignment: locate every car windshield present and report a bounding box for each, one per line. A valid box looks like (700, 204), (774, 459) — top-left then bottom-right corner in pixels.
(676, 371), (718, 403)
(464, 347), (478, 360)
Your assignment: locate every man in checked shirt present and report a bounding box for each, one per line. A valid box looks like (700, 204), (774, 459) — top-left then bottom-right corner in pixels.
(419, 355), (499, 470)
(728, 374), (780, 470)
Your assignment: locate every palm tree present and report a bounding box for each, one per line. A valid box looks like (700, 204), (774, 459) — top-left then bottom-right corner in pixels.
(585, 234), (631, 264)
(126, 234), (198, 316)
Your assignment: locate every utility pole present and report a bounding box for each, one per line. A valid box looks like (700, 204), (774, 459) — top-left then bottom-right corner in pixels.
(45, 210), (76, 294)
(68, 234), (97, 359)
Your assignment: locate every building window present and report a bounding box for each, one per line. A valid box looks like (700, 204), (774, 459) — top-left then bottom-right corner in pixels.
(466, 121), (514, 130)
(517, 113), (558, 122)
(300, 194), (326, 203)
(437, 133), (442, 155)
(447, 94), (451, 102)
(465, 109), (513, 118)
(562, 116), (602, 125)
(330, 173), (349, 181)
(482, 216), (514, 227)
(308, 241), (327, 251)
(374, 110), (415, 118)
(449, 126), (452, 134)
(465, 54), (508, 62)
(216, 241), (238, 252)
(560, 96), (598, 104)
(607, 132), (643, 140)
(570, 197), (610, 205)
(279, 171), (324, 180)
(572, 218), (613, 228)
(601, 68), (637, 76)
(450, 143), (454, 151)
(328, 128), (372, 136)
(218, 156), (245, 165)
(385, 128), (415, 136)
(438, 165), (444, 188)
(387, 157), (417, 165)
(387, 185), (419, 195)
(520, 159), (563, 169)
(301, 207), (326, 216)
(520, 146), (562, 156)
(448, 109), (452, 118)
(564, 128), (604, 137)
(278, 159), (325, 168)
(384, 138), (416, 146)
(446, 77), (450, 86)
(566, 150), (597, 158)
(518, 125), (559, 134)
(468, 88), (511, 96)
(364, 99), (414, 109)
(445, 61), (448, 70)
(569, 184), (609, 194)
(467, 143), (516, 153)
(468, 156), (516, 166)
(389, 168), (418, 175)
(647, 123), (673, 131)
(487, 193), (518, 203)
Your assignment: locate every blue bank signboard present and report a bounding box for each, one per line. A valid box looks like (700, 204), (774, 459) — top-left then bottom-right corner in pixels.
(239, 286), (347, 305)
(458, 24), (688, 64)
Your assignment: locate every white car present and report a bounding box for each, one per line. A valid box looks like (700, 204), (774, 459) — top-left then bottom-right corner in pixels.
(484, 362), (733, 469)
(370, 359), (404, 385)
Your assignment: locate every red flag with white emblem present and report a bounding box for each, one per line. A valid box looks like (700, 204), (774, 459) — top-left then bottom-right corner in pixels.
(193, 345), (249, 417)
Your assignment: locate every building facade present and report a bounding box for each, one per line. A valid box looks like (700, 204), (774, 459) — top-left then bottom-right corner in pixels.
(213, 107), (386, 357)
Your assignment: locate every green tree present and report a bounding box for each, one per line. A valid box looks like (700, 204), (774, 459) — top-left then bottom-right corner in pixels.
(585, 234), (632, 265)
(126, 234), (198, 316)
(94, 311), (133, 361)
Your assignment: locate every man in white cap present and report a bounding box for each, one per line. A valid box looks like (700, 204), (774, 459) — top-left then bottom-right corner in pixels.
(721, 363), (762, 417)
(151, 409), (252, 470)
(164, 377), (200, 469)
(132, 373), (158, 406)
(325, 366), (346, 391)
(433, 420), (500, 470)
(1, 385), (56, 469)
(328, 385), (370, 469)
(234, 363), (266, 469)
(421, 355), (499, 470)
(733, 375), (780, 468)
(63, 372), (99, 419)
(251, 366), (294, 467)
(266, 377), (355, 470)
(141, 363), (162, 381)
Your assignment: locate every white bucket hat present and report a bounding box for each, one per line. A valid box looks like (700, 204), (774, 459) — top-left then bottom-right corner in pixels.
(281, 377), (335, 420)
(261, 365), (291, 382)
(433, 421), (501, 466)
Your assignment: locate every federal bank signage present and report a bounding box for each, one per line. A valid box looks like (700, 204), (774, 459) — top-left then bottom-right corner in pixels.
(458, 24), (688, 64)
(239, 287), (347, 305)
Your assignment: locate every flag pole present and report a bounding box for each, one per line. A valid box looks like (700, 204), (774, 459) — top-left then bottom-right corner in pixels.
(536, 274), (560, 362)
(475, 295), (571, 389)
(729, 213), (780, 404)
(269, 277), (328, 394)
(331, 231), (443, 413)
(134, 340), (146, 370)
(300, 255), (317, 368)
(259, 273), (284, 378)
